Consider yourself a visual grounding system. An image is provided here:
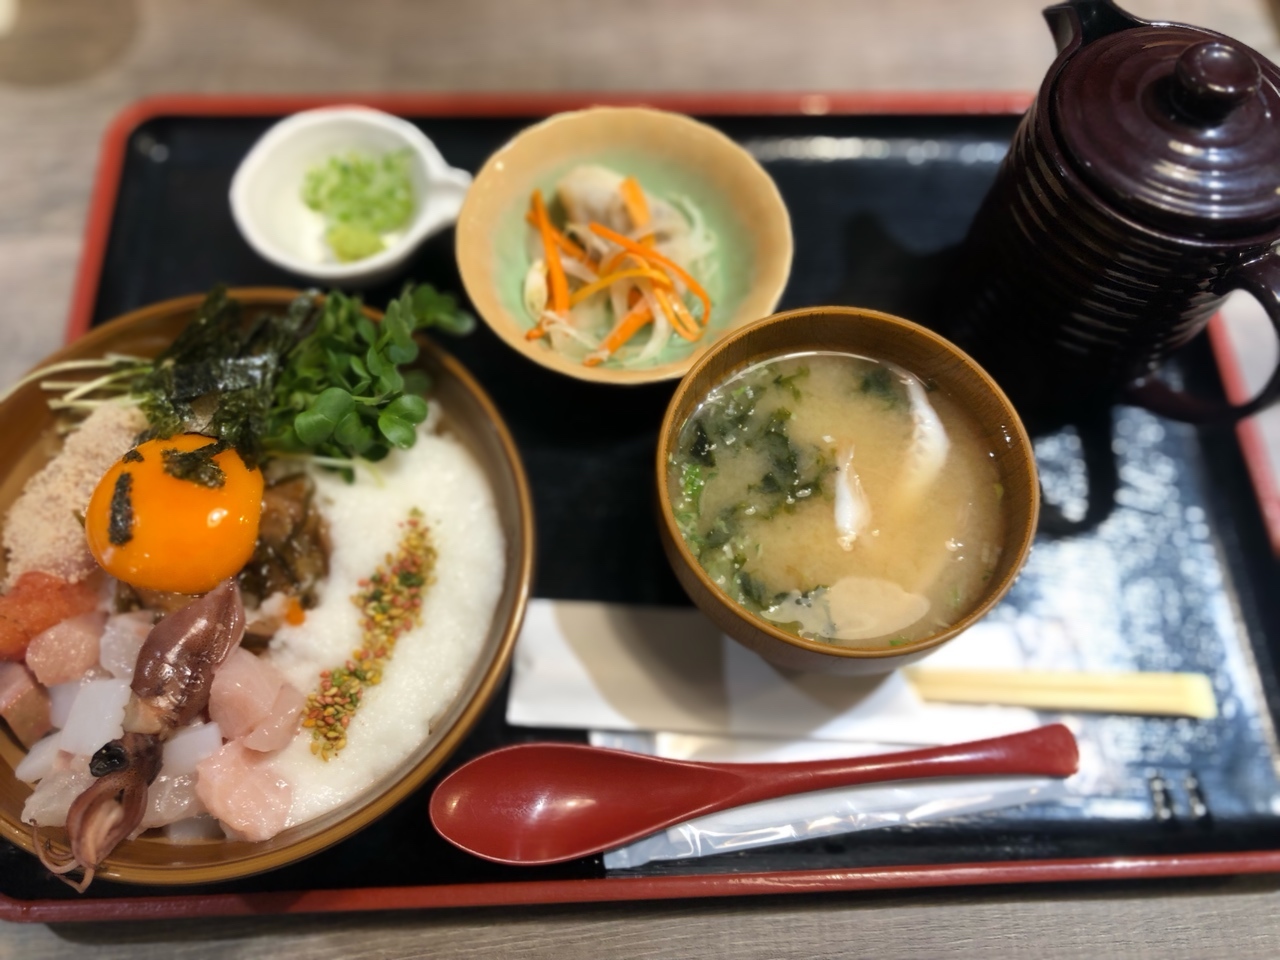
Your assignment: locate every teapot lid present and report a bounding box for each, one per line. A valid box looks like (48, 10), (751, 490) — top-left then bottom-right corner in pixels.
(1053, 25), (1280, 239)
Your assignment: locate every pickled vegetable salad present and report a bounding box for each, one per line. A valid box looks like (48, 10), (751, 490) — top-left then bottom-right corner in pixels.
(522, 165), (717, 367)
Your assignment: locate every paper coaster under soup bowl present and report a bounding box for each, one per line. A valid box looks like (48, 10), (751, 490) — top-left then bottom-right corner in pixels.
(456, 106), (794, 385)
(656, 305), (1039, 676)
(0, 289), (533, 885)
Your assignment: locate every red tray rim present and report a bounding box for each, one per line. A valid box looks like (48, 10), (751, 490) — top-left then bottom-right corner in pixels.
(10, 89), (1277, 923)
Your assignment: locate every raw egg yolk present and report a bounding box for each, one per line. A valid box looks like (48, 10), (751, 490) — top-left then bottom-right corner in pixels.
(85, 434), (264, 595)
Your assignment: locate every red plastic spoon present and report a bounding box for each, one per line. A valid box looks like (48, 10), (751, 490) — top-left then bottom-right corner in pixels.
(429, 724), (1079, 865)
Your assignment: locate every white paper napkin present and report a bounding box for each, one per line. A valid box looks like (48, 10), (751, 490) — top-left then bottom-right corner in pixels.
(507, 598), (1040, 746)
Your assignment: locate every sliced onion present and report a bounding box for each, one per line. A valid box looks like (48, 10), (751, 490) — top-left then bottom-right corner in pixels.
(540, 311), (598, 349)
(560, 256), (598, 284)
(522, 259), (548, 320)
(631, 281), (673, 366)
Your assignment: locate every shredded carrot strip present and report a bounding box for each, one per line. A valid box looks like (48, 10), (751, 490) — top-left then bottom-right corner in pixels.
(620, 176), (651, 230)
(584, 304), (654, 366)
(600, 249), (628, 274)
(569, 268), (672, 307)
(600, 242), (655, 277)
(524, 210), (594, 265)
(588, 223), (711, 324)
(532, 190), (569, 316)
(653, 287), (700, 342)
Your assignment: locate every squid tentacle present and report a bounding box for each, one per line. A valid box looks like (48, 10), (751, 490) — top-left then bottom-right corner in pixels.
(35, 731), (162, 890)
(32, 579), (246, 891)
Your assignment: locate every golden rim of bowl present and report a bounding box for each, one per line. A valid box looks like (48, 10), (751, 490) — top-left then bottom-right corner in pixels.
(655, 304), (1040, 662)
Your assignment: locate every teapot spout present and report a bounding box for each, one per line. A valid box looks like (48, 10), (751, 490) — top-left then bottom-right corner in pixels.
(1044, 0), (1146, 54)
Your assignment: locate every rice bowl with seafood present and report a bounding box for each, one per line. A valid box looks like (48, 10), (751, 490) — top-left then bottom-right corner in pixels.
(0, 288), (530, 888)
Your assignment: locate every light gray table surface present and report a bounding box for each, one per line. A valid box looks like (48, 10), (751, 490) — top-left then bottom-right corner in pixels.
(2, 1), (1280, 957)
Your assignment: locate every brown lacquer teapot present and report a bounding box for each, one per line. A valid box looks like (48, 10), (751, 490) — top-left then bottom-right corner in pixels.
(951, 0), (1280, 424)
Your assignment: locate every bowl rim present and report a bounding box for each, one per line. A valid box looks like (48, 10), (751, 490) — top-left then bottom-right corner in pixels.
(455, 105), (794, 387)
(229, 107), (472, 282)
(655, 304), (1040, 662)
(0, 288), (535, 884)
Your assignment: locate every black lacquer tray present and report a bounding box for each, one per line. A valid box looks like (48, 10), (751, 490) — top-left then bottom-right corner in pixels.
(4, 93), (1280, 922)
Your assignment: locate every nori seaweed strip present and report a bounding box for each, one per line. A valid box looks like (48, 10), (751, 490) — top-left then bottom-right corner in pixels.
(162, 441), (228, 488)
(108, 472), (134, 545)
(130, 289), (319, 467)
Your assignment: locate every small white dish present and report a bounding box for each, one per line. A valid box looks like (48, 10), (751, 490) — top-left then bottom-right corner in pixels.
(230, 106), (471, 286)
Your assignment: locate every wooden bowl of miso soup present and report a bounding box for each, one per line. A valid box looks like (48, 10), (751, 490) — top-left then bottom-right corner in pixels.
(656, 305), (1038, 675)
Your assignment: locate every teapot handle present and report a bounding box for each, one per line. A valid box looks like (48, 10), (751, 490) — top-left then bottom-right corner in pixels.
(1125, 252), (1280, 424)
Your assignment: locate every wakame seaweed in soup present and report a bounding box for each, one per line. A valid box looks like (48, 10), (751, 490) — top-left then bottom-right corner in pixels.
(667, 352), (1006, 648)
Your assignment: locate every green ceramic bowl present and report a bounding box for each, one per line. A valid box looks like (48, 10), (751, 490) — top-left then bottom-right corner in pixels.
(455, 107), (794, 385)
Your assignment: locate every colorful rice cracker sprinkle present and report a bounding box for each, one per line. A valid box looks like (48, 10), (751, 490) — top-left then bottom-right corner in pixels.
(303, 507), (437, 760)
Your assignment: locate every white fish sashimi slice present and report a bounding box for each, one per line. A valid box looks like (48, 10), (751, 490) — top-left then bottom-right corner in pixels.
(834, 446), (872, 550)
(899, 372), (951, 504)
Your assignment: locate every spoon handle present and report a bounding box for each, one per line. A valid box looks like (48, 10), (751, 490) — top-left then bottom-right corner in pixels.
(717, 723), (1078, 809)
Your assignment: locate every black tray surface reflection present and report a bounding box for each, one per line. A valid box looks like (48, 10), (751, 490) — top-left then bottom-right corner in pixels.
(4, 110), (1280, 905)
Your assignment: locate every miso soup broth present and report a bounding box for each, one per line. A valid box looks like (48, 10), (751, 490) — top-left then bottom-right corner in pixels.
(668, 351), (1006, 648)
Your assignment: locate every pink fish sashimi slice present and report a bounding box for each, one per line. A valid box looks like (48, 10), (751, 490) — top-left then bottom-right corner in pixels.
(241, 682), (305, 753)
(0, 660), (52, 748)
(208, 647), (286, 741)
(24, 611), (106, 686)
(195, 740), (292, 842)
